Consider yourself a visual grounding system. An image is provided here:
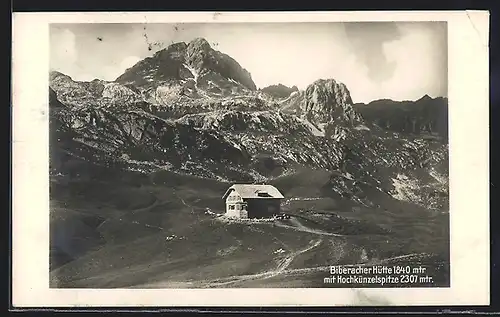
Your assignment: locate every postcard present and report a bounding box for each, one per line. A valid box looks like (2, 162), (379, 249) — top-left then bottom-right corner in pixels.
(11, 10), (490, 307)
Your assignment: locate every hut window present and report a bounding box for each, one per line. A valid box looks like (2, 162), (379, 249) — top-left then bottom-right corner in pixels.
(229, 205), (235, 210)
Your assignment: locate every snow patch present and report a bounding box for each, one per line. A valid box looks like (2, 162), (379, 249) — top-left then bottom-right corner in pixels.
(165, 235), (177, 241)
(228, 78), (243, 87)
(390, 174), (421, 202)
(184, 64), (199, 84)
(429, 169), (447, 185)
(344, 172), (354, 180)
(273, 248), (286, 254)
(354, 124), (370, 131)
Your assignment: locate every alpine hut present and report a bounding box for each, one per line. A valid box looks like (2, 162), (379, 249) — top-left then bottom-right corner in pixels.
(222, 184), (285, 219)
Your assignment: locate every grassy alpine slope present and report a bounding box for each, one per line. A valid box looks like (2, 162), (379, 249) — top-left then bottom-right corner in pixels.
(50, 164), (449, 288)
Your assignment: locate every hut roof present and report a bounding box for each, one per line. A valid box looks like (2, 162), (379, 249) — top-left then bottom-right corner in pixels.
(222, 184), (284, 200)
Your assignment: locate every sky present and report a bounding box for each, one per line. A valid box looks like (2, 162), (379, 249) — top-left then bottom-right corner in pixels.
(50, 22), (447, 104)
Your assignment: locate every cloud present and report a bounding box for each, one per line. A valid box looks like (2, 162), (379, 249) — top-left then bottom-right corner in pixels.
(215, 22), (446, 103)
(373, 24), (446, 101)
(343, 22), (402, 83)
(218, 24), (351, 91)
(330, 23), (447, 103)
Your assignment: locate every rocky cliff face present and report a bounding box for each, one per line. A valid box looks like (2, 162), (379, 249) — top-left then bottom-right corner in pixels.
(279, 79), (364, 138)
(303, 79), (362, 124)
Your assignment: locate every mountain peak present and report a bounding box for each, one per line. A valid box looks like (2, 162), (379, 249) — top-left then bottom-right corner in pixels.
(303, 78), (361, 125)
(261, 84), (299, 99)
(279, 77), (362, 129)
(50, 70), (72, 81)
(153, 41), (187, 59)
(115, 36), (256, 92)
(187, 37), (211, 51)
(419, 94), (433, 101)
(166, 41), (188, 52)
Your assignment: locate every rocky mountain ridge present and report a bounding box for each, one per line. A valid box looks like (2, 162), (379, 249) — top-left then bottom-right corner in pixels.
(353, 94), (448, 138)
(50, 61), (448, 212)
(260, 84), (299, 99)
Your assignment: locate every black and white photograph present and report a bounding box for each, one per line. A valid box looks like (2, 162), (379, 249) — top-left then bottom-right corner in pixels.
(12, 11), (490, 307)
(48, 20), (451, 289)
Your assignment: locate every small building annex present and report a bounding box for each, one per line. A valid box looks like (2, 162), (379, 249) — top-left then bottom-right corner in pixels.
(222, 184), (285, 219)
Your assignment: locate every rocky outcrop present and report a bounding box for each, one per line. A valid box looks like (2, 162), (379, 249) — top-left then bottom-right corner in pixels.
(303, 79), (362, 124)
(279, 79), (364, 138)
(281, 79), (362, 125)
(49, 71), (144, 109)
(49, 87), (65, 109)
(49, 71), (105, 107)
(176, 110), (310, 134)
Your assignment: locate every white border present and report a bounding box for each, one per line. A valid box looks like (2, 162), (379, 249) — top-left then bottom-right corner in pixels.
(12, 11), (490, 307)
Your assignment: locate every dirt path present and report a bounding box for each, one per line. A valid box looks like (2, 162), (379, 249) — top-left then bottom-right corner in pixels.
(173, 190), (195, 214)
(134, 216), (347, 288)
(134, 250), (432, 289)
(138, 239), (323, 288)
(276, 239), (322, 272)
(203, 239), (322, 288)
(96, 197), (162, 230)
(129, 210), (430, 288)
(275, 217), (347, 237)
(274, 252), (434, 276)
